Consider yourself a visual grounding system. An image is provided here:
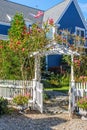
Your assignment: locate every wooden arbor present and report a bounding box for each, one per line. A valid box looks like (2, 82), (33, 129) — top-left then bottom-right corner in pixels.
(33, 41), (79, 116)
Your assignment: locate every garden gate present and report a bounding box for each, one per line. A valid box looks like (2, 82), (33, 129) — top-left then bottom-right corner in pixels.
(33, 80), (43, 113)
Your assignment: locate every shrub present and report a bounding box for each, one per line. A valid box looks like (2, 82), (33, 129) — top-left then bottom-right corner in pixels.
(43, 93), (50, 101)
(0, 97), (8, 115)
(77, 97), (87, 110)
(13, 94), (29, 106)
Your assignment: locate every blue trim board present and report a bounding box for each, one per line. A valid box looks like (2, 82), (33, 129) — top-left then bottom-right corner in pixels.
(0, 24), (10, 35)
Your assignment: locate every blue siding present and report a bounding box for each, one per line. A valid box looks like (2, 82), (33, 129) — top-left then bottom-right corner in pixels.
(0, 24), (10, 35)
(47, 55), (61, 68)
(58, 1), (85, 33)
(48, 1), (86, 69)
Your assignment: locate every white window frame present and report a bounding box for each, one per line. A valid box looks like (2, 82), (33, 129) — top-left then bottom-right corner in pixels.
(25, 21), (31, 28)
(75, 26), (85, 37)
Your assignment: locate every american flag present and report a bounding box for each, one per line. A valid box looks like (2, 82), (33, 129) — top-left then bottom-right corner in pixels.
(29, 11), (44, 18)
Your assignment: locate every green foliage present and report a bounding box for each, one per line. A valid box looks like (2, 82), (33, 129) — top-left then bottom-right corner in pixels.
(80, 55), (87, 76)
(8, 13), (25, 40)
(42, 72), (70, 89)
(0, 13), (48, 80)
(0, 41), (21, 79)
(13, 95), (29, 106)
(74, 55), (87, 80)
(77, 97), (87, 110)
(0, 13), (87, 82)
(0, 97), (8, 115)
(43, 93), (50, 101)
(62, 55), (71, 66)
(42, 72), (61, 88)
(0, 13), (47, 80)
(48, 73), (61, 86)
(62, 54), (87, 81)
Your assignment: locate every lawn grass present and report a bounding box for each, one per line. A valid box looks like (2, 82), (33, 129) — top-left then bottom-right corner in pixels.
(44, 85), (69, 93)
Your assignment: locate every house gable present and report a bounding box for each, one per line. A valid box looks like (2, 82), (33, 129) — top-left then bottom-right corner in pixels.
(58, 1), (85, 33)
(43, 0), (71, 23)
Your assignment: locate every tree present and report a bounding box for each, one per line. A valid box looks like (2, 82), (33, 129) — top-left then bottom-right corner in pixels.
(1, 13), (48, 80)
(1, 13), (87, 81)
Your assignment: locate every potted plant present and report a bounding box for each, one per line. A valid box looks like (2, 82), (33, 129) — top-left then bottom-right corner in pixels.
(77, 97), (87, 118)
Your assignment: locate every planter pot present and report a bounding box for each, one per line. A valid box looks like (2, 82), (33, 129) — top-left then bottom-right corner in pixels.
(81, 116), (87, 120)
(12, 104), (28, 111)
(79, 108), (87, 116)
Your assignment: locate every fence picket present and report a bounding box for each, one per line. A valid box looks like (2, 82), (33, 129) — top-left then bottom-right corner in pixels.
(0, 79), (43, 113)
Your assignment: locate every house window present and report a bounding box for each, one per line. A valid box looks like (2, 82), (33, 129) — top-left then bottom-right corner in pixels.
(75, 27), (85, 46)
(25, 21), (31, 28)
(75, 27), (85, 37)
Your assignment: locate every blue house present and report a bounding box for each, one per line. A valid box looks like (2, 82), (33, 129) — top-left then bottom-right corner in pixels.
(0, 0), (87, 69)
(43, 0), (87, 69)
(44, 0), (87, 34)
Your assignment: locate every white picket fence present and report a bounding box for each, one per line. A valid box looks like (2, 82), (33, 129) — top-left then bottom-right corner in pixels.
(0, 80), (33, 98)
(0, 79), (43, 113)
(1, 80), (86, 114)
(73, 82), (87, 115)
(74, 82), (87, 97)
(68, 81), (87, 115)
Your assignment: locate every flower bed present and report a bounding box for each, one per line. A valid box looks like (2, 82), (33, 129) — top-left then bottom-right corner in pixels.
(77, 97), (87, 117)
(13, 92), (31, 106)
(77, 97), (87, 110)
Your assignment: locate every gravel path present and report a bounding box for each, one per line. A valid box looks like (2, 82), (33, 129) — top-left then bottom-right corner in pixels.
(0, 112), (87, 130)
(0, 91), (87, 130)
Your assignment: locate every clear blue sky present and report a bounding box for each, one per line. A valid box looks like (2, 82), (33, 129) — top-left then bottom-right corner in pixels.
(9, 0), (87, 18)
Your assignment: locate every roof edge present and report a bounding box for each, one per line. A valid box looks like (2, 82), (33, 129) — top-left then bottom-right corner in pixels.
(56, 0), (72, 24)
(7, 0), (44, 12)
(73, 0), (87, 30)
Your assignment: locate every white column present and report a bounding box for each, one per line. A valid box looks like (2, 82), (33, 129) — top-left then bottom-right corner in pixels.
(32, 79), (36, 109)
(35, 56), (41, 81)
(69, 54), (75, 117)
(34, 55), (38, 80)
(32, 56), (38, 109)
(33, 55), (41, 108)
(52, 26), (55, 40)
(34, 55), (41, 81)
(71, 54), (74, 82)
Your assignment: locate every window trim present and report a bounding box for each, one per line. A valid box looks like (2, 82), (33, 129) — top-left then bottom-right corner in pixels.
(75, 26), (85, 37)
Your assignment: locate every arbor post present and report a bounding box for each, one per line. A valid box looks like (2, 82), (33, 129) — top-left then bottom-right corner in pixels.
(69, 54), (75, 118)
